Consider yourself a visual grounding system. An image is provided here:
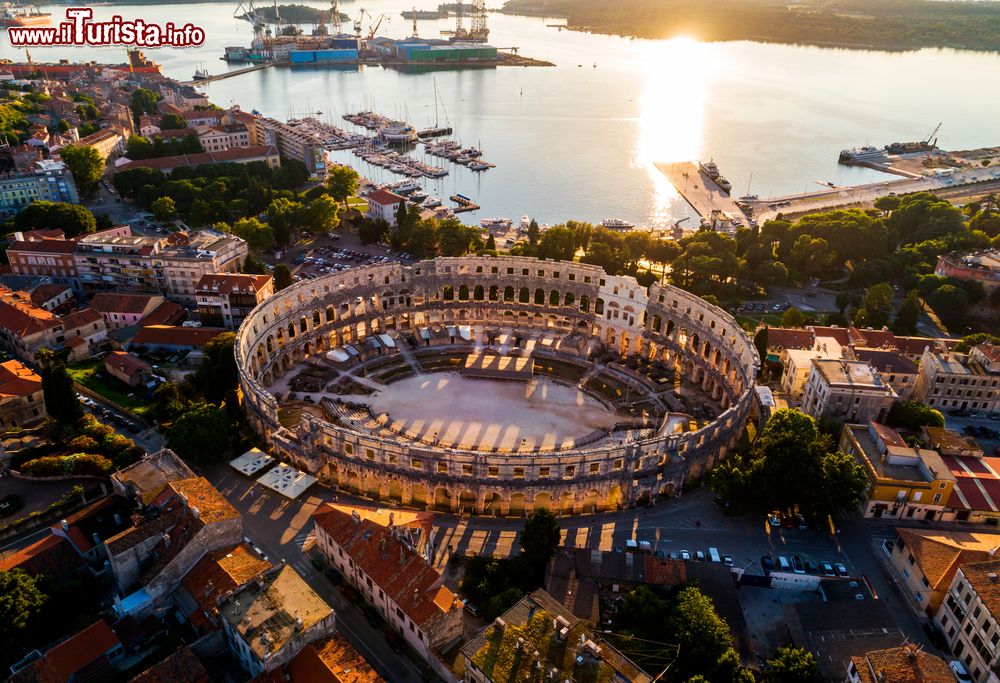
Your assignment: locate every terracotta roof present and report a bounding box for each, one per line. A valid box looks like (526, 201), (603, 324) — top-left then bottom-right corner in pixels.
(895, 527), (1000, 590)
(7, 237), (77, 254)
(851, 645), (953, 683)
(960, 559), (1000, 623)
(283, 634), (385, 683)
(17, 228), (65, 241)
(181, 543), (270, 630)
(366, 188), (405, 206)
(312, 504), (459, 628)
(179, 109), (220, 120)
(129, 646), (208, 683)
(105, 351), (151, 378)
(170, 477), (240, 525)
(810, 326), (852, 346)
(869, 421), (909, 449)
(895, 336), (958, 356)
(131, 324), (229, 348)
(29, 284), (70, 308)
(852, 348), (918, 375)
(90, 292), (163, 315)
(854, 327), (896, 349)
(139, 301), (186, 327)
(0, 286), (62, 336)
(78, 128), (121, 145)
(38, 620), (121, 682)
(0, 359), (41, 398)
(61, 307), (103, 330)
(0, 534), (84, 578)
(54, 495), (133, 555)
(195, 273), (272, 296)
(976, 343), (1000, 363)
(114, 145), (279, 173)
(763, 327), (814, 350)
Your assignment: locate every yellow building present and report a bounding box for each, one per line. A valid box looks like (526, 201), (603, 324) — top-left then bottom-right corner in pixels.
(840, 421), (956, 520)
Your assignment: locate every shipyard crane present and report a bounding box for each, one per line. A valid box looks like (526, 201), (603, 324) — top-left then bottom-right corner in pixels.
(330, 0), (341, 35)
(441, 0), (488, 43)
(234, 0), (268, 52)
(410, 6), (418, 37)
(353, 8), (367, 37)
(925, 122), (942, 147)
(368, 13), (388, 40)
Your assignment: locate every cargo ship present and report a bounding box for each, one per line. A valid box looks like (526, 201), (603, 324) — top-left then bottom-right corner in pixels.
(0, 4), (52, 27)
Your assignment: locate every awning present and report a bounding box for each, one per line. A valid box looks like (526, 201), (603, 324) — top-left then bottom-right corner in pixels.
(458, 325), (472, 341)
(326, 348), (350, 362)
(378, 333), (396, 348)
(344, 345), (360, 356)
(420, 327), (431, 340)
(367, 336), (382, 349)
(447, 325), (457, 337)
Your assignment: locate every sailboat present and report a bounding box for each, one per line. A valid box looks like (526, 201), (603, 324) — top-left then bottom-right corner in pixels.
(739, 172), (758, 202)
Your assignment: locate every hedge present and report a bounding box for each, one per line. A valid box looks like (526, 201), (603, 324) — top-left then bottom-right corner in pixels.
(21, 453), (114, 477)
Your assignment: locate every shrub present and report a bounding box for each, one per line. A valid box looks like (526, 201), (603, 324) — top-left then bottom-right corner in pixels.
(67, 435), (98, 452)
(100, 432), (132, 454)
(20, 453), (114, 477)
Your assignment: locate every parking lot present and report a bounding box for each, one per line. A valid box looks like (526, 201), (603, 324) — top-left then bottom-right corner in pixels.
(944, 412), (1000, 456)
(291, 240), (403, 281)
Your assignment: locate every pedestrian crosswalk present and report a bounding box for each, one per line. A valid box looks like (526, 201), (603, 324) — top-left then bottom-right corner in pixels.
(293, 527), (316, 552)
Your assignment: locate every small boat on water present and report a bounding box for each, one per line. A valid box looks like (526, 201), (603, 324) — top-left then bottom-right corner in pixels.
(409, 190), (428, 202)
(193, 67), (210, 80)
(519, 215), (531, 232)
(601, 218), (635, 231)
(422, 195), (442, 208)
(0, 4), (51, 27)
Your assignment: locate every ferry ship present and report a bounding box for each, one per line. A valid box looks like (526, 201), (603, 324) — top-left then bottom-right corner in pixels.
(839, 145), (888, 163)
(0, 5), (51, 27)
(698, 160), (721, 179)
(192, 67), (210, 81)
(715, 177), (732, 194)
(601, 218), (635, 231)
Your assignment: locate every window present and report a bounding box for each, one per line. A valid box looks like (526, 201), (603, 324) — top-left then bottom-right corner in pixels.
(589, 463), (599, 474)
(513, 467), (525, 478)
(411, 458), (423, 469)
(565, 465), (576, 477)
(366, 448), (375, 460)
(462, 464), (473, 476)
(437, 462), (448, 473)
(488, 466), (499, 477)
(539, 467), (550, 478)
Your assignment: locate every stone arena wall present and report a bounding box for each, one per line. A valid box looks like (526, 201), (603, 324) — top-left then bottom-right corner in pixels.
(235, 256), (760, 516)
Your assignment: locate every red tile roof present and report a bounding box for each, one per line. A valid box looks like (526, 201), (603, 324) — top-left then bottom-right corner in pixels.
(140, 301), (186, 327)
(39, 620), (121, 682)
(763, 327), (814, 350)
(195, 273), (272, 296)
(105, 351), (151, 378)
(366, 188), (405, 207)
(0, 287), (62, 336)
(0, 534), (84, 578)
(18, 228), (65, 241)
(7, 237), (76, 254)
(181, 543), (271, 631)
(0, 359), (41, 398)
(61, 307), (103, 330)
(90, 292), (163, 316)
(811, 326), (852, 345)
(279, 634), (385, 683)
(29, 284), (71, 308)
(131, 325), (229, 348)
(312, 504), (459, 629)
(114, 145), (279, 173)
(129, 646), (208, 683)
(976, 343), (1000, 363)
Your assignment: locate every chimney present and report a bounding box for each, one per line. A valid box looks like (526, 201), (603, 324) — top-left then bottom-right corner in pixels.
(989, 572), (999, 583)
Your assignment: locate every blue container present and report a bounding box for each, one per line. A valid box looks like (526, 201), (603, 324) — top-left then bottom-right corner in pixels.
(314, 48), (358, 62)
(289, 50), (316, 63)
(331, 37), (359, 49)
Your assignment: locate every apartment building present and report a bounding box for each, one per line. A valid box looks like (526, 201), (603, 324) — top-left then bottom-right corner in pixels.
(0, 359), (45, 429)
(195, 273), (273, 329)
(801, 358), (897, 424)
(840, 421), (955, 520)
(849, 348), (919, 401)
(935, 559), (1000, 682)
(311, 504), (462, 670)
(6, 235), (79, 289)
(0, 159), (79, 215)
(76, 127), (123, 160)
(89, 292), (166, 329)
(247, 116), (327, 178)
(846, 644), (953, 683)
(74, 230), (248, 304)
(0, 286), (106, 363)
(914, 344), (1000, 414)
(936, 250), (1000, 299)
(197, 123), (251, 152)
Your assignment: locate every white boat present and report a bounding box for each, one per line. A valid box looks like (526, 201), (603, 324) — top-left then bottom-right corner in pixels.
(481, 218), (513, 231)
(469, 161), (490, 171)
(839, 145), (888, 163)
(716, 177), (732, 193)
(389, 180), (421, 193)
(698, 159), (721, 179)
(193, 67), (210, 80)
(409, 190), (428, 202)
(519, 215), (531, 232)
(601, 218), (635, 231)
(422, 195), (442, 208)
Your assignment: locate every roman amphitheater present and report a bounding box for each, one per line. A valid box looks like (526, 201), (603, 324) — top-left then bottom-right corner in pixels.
(235, 256), (759, 516)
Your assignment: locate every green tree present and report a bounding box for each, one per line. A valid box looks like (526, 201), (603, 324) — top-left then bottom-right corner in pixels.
(527, 219), (540, 246)
(274, 263), (293, 290)
(855, 282), (894, 329)
(670, 585), (734, 680)
(893, 290), (922, 335)
(325, 164), (360, 209)
(242, 254), (268, 274)
(816, 450), (867, 517)
(0, 569), (47, 643)
(231, 217), (274, 252)
(166, 402), (233, 463)
(151, 382), (190, 423)
(766, 646), (817, 683)
(754, 326), (769, 364)
(304, 194), (340, 233)
(193, 332), (238, 405)
(158, 113), (187, 130)
(485, 233), (496, 251)
(130, 88), (161, 121)
(955, 333), (1000, 353)
(781, 307), (807, 328)
(537, 226), (577, 261)
(519, 508), (560, 567)
(267, 198), (303, 247)
(887, 401), (945, 431)
(14, 201), (96, 238)
(38, 350), (82, 424)
(59, 144), (104, 196)
(437, 219), (480, 257)
(125, 134), (154, 160)
(151, 196), (176, 222)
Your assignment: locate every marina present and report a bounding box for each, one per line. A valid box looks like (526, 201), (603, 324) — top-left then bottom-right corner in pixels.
(655, 162), (747, 231)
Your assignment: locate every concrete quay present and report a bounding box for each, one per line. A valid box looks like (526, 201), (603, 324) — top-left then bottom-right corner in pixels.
(655, 161), (745, 220)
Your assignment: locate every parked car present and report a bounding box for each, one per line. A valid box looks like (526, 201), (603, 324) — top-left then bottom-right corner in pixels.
(791, 555), (805, 574)
(820, 561), (836, 576)
(760, 556), (775, 573)
(722, 555), (734, 567)
(695, 550), (706, 561)
(834, 563), (849, 577)
(680, 550), (691, 561)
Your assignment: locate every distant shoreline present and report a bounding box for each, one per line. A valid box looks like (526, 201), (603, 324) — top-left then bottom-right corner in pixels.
(498, 0), (1000, 54)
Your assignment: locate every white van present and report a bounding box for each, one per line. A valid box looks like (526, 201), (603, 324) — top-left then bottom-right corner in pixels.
(708, 547), (721, 563)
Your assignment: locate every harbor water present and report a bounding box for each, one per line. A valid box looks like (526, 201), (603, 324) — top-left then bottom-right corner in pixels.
(6, 0), (1000, 227)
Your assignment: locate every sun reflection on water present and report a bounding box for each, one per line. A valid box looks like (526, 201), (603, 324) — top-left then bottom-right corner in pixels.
(635, 37), (714, 227)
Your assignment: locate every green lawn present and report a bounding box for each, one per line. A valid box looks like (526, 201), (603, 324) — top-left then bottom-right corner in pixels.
(347, 197), (369, 211)
(66, 359), (151, 416)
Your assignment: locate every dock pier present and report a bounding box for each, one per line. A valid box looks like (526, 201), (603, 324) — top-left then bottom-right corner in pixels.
(655, 161), (745, 220)
(182, 62), (275, 85)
